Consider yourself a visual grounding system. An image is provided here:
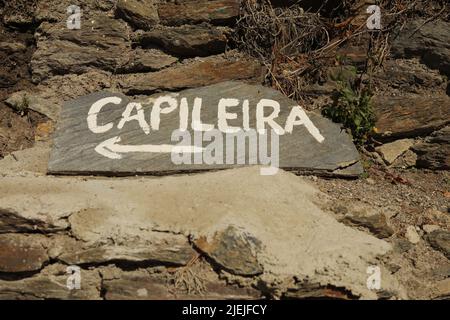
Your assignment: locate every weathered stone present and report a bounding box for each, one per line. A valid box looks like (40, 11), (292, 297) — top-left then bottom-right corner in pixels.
(158, 0), (240, 26)
(2, 0), (35, 26)
(391, 149), (418, 168)
(0, 41), (27, 54)
(0, 174), (92, 233)
(0, 30), (33, 88)
(36, 70), (113, 112)
(433, 278), (450, 300)
(195, 226), (263, 276)
(334, 203), (394, 239)
(0, 142), (51, 176)
(137, 25), (228, 57)
(373, 95), (450, 139)
(427, 230), (450, 259)
(335, 45), (368, 69)
(35, 121), (55, 142)
(0, 234), (49, 273)
(119, 54), (264, 94)
(283, 282), (357, 299)
(48, 81), (362, 176)
(3, 70), (113, 126)
(35, 0), (111, 23)
(116, 0), (159, 30)
(0, 167), (401, 298)
(35, 0), (70, 22)
(0, 207), (64, 234)
(423, 224), (441, 234)
(44, 234), (79, 260)
(32, 40), (118, 82)
(341, 213), (394, 239)
(0, 264), (101, 300)
(58, 234), (195, 266)
(31, 16), (130, 82)
(375, 139), (414, 165)
(413, 127), (450, 170)
(118, 48), (178, 73)
(405, 226), (421, 244)
(5, 91), (59, 120)
(391, 19), (450, 76)
(374, 59), (445, 93)
(392, 238), (413, 254)
(103, 269), (261, 300)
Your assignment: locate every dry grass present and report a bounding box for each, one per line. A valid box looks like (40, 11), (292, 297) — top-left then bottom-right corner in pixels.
(170, 254), (207, 295)
(231, 0), (448, 103)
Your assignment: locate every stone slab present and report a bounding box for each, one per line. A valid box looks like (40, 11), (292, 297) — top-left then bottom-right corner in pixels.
(48, 81), (362, 176)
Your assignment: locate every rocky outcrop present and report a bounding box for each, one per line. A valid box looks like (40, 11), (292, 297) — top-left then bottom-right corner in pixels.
(331, 203), (395, 239)
(373, 95), (450, 140)
(0, 30), (34, 89)
(341, 214), (394, 239)
(34, 0), (114, 23)
(5, 90), (60, 120)
(116, 0), (159, 30)
(137, 24), (229, 57)
(0, 264), (101, 300)
(1, 0), (36, 26)
(117, 48), (178, 73)
(374, 59), (446, 94)
(0, 207), (68, 234)
(375, 139), (415, 165)
(31, 15), (131, 82)
(158, 0), (240, 26)
(118, 55), (264, 94)
(0, 167), (403, 299)
(0, 234), (49, 273)
(195, 226), (263, 276)
(57, 236), (196, 267)
(391, 19), (450, 76)
(102, 267), (261, 300)
(413, 126), (450, 170)
(427, 230), (450, 259)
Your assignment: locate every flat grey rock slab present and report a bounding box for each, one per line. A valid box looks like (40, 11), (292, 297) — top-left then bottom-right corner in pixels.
(48, 81), (362, 176)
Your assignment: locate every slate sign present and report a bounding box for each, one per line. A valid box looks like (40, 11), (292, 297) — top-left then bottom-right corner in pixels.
(48, 81), (362, 176)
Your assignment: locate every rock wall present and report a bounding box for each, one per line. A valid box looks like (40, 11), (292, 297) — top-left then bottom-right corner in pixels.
(0, 0), (449, 300)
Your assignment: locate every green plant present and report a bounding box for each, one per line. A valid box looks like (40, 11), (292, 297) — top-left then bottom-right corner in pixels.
(17, 95), (30, 112)
(322, 68), (376, 145)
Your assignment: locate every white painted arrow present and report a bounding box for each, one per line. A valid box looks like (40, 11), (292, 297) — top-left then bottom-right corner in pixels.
(95, 136), (204, 159)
